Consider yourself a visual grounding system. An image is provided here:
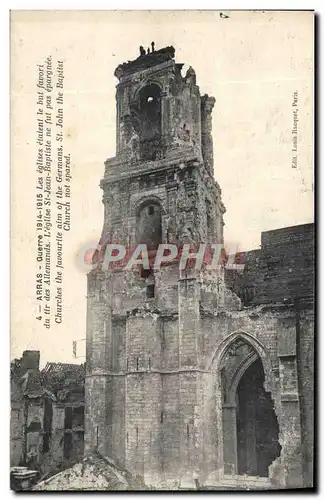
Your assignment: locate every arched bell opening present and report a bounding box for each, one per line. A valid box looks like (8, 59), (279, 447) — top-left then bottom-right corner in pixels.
(220, 337), (281, 478)
(135, 201), (162, 251)
(129, 83), (163, 160)
(138, 83), (162, 142)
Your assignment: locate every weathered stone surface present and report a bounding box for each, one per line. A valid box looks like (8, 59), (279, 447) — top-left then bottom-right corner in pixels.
(85, 45), (314, 490)
(225, 223), (314, 307)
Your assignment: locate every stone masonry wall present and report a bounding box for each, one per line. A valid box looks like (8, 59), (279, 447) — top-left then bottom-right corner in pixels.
(226, 223), (314, 307)
(85, 46), (314, 490)
(86, 257), (313, 488)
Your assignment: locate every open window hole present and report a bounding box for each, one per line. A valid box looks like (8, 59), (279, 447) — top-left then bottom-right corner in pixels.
(146, 284), (155, 298)
(141, 267), (152, 279)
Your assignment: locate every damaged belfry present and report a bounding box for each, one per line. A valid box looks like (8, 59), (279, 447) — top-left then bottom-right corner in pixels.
(85, 45), (314, 489)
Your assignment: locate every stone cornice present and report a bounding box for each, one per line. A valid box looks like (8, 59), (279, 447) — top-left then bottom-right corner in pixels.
(101, 146), (202, 186)
(86, 367), (216, 378)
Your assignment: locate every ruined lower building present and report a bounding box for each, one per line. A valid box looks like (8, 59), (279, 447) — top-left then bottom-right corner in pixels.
(10, 351), (85, 478)
(84, 45), (314, 489)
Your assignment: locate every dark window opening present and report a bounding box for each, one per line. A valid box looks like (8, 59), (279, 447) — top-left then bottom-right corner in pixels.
(160, 322), (165, 347)
(136, 202), (162, 250)
(42, 399), (53, 453)
(64, 407), (73, 430)
(63, 433), (72, 460)
(141, 267), (152, 279)
(72, 406), (84, 428)
(146, 284), (155, 298)
(135, 83), (162, 160)
(138, 84), (161, 142)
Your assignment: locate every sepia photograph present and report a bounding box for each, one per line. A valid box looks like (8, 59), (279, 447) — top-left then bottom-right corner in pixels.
(10, 10), (314, 491)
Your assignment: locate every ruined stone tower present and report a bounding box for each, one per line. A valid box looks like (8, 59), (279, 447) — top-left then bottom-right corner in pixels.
(85, 45), (313, 489)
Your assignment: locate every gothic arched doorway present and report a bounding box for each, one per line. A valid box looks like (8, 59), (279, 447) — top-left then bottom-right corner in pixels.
(220, 337), (281, 478)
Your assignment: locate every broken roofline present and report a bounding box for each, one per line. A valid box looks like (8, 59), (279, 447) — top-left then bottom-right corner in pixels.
(85, 243), (245, 272)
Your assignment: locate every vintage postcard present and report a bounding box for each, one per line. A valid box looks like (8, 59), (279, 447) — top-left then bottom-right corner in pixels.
(10, 10), (314, 491)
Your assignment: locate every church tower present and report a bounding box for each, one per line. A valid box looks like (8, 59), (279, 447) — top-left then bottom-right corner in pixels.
(85, 44), (241, 487)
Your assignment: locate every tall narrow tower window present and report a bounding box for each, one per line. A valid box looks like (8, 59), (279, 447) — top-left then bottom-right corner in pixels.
(138, 84), (161, 142)
(136, 201), (162, 249)
(133, 83), (162, 160)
